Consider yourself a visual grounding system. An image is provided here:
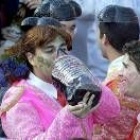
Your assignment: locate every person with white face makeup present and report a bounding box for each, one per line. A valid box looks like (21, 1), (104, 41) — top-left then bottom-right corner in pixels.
(0, 26), (120, 139)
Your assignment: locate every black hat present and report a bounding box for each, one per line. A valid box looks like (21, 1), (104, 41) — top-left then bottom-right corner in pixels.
(21, 16), (62, 32)
(98, 5), (139, 23)
(34, 0), (82, 21)
(37, 17), (61, 27)
(21, 17), (39, 32)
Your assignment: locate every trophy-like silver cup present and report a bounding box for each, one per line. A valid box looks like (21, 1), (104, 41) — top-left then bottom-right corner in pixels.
(52, 55), (102, 107)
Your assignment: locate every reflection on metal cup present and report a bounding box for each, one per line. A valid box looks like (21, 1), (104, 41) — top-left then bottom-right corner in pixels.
(52, 55), (102, 108)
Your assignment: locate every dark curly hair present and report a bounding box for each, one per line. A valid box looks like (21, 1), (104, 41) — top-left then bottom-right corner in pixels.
(98, 5), (139, 54)
(123, 40), (140, 73)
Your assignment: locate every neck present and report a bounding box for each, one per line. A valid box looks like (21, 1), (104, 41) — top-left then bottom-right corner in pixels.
(107, 45), (122, 62)
(33, 71), (52, 84)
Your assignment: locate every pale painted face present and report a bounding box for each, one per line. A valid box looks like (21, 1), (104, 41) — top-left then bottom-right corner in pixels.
(121, 54), (140, 98)
(60, 20), (76, 38)
(28, 36), (68, 82)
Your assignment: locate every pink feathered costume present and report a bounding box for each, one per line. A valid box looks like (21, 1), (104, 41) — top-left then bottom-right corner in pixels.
(0, 79), (120, 140)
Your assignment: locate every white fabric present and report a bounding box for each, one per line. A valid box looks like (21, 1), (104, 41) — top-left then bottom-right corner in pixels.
(137, 113), (140, 123)
(27, 72), (57, 99)
(107, 55), (124, 76)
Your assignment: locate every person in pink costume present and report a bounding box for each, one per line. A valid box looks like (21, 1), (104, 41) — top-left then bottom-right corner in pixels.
(0, 26), (120, 140)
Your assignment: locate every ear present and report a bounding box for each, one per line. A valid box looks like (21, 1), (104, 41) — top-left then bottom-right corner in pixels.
(102, 34), (110, 46)
(25, 52), (36, 67)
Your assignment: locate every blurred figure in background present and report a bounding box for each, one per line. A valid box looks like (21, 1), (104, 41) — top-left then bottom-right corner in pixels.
(34, 0), (82, 38)
(72, 0), (140, 81)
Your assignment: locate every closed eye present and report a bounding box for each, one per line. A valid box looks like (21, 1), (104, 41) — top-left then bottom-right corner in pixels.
(59, 48), (68, 54)
(44, 45), (54, 53)
(71, 25), (76, 31)
(60, 43), (67, 51)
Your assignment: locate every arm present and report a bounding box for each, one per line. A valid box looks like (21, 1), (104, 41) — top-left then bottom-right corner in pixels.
(1, 101), (84, 140)
(47, 86), (121, 138)
(1, 85), (120, 139)
(89, 85), (120, 124)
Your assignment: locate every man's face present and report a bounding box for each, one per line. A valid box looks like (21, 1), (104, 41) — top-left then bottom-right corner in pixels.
(121, 54), (140, 98)
(27, 35), (68, 82)
(60, 20), (76, 38)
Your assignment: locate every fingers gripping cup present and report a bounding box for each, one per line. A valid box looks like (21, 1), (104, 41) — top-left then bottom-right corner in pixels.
(52, 55), (102, 108)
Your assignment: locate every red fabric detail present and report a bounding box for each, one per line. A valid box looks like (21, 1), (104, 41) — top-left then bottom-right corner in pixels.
(56, 90), (67, 107)
(126, 118), (137, 140)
